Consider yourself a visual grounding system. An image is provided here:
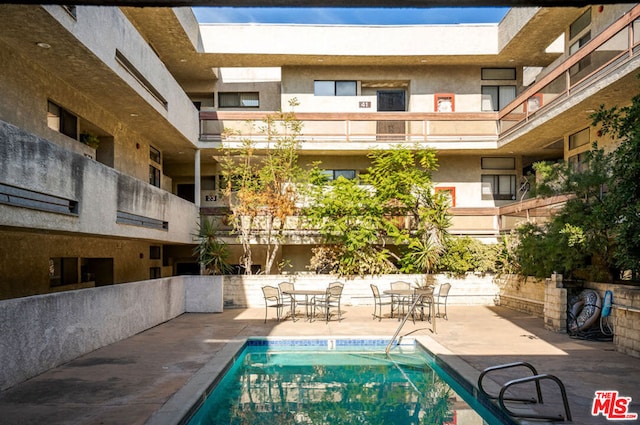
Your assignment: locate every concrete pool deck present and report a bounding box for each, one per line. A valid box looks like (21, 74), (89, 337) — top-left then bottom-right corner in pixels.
(0, 305), (638, 424)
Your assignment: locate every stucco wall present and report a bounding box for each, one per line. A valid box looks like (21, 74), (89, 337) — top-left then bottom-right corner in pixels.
(0, 229), (167, 300)
(0, 120), (198, 243)
(0, 8), (198, 183)
(281, 65), (521, 114)
(0, 275), (223, 391)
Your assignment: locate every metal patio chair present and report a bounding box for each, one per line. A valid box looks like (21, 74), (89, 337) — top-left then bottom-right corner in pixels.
(262, 285), (284, 323)
(370, 284), (393, 321)
(434, 282), (451, 320)
(315, 282), (344, 323)
(389, 280), (412, 318)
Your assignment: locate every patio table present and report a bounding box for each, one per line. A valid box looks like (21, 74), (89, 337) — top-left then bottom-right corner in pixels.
(384, 288), (435, 331)
(282, 289), (325, 321)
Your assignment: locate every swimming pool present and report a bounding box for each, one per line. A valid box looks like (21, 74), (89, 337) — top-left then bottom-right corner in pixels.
(182, 338), (516, 425)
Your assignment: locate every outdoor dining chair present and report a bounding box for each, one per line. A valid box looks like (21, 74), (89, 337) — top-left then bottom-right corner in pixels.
(370, 284), (393, 321)
(315, 282), (344, 322)
(262, 285), (284, 323)
(434, 282), (451, 319)
(389, 280), (412, 318)
(278, 281), (295, 314)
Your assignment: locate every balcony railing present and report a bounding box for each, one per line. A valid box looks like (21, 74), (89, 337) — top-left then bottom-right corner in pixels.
(200, 111), (499, 146)
(499, 4), (640, 136)
(199, 5), (640, 147)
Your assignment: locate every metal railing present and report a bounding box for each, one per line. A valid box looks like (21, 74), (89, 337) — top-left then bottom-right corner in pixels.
(385, 289), (435, 355)
(199, 6), (640, 146)
(478, 362), (572, 422)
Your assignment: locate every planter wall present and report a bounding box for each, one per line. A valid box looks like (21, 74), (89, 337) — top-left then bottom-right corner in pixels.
(222, 273), (501, 309)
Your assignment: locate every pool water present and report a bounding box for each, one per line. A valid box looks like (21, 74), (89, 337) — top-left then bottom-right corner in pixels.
(185, 338), (514, 425)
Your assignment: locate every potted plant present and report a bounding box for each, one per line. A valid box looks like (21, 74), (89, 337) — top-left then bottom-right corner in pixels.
(80, 132), (100, 149)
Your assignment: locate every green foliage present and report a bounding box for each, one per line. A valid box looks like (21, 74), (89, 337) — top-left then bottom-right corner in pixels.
(304, 175), (395, 276)
(304, 146), (449, 277)
(592, 88), (640, 275)
(193, 218), (233, 275)
(306, 245), (340, 274)
(512, 79), (640, 281)
(436, 236), (499, 277)
(80, 132), (100, 149)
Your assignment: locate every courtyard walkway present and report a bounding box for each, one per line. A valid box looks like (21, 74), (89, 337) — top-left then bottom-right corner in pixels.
(0, 305), (638, 424)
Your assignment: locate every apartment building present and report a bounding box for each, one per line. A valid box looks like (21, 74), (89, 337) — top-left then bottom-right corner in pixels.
(1, 4), (638, 297)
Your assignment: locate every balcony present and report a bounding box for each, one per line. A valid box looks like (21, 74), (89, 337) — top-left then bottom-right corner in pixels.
(0, 120), (198, 244)
(500, 5), (640, 139)
(200, 111), (500, 151)
(199, 5), (640, 155)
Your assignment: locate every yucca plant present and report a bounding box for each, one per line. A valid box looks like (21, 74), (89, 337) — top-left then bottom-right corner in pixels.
(194, 218), (233, 275)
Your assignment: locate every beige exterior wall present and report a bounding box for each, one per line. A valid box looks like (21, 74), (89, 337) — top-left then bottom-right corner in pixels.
(281, 65), (522, 114)
(0, 9), (194, 185)
(200, 24), (499, 57)
(0, 229), (166, 300)
(435, 155), (523, 207)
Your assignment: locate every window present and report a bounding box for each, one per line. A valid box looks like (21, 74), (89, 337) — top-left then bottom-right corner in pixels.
(570, 31), (591, 55)
(481, 157), (515, 170)
(218, 92), (259, 108)
(435, 187), (456, 207)
(568, 152), (589, 172)
(569, 128), (590, 150)
(115, 50), (167, 108)
(569, 31), (592, 75)
(150, 246), (161, 260)
(47, 101), (78, 139)
(150, 267), (162, 279)
(150, 146), (161, 164)
(481, 175), (517, 200)
(435, 94), (455, 112)
(481, 68), (516, 80)
(569, 9), (592, 75)
(49, 257), (78, 287)
(481, 86), (516, 111)
(61, 5), (77, 18)
(314, 81), (357, 96)
(322, 169), (356, 180)
(570, 9), (591, 39)
(149, 165), (161, 187)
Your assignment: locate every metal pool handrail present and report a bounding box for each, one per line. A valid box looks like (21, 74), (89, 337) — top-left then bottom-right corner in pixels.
(499, 374), (572, 422)
(385, 289), (435, 355)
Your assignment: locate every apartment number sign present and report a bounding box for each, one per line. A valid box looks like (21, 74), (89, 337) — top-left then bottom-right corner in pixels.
(359, 101), (371, 108)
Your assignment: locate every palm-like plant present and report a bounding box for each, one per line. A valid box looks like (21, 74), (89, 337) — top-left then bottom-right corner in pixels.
(194, 218), (233, 275)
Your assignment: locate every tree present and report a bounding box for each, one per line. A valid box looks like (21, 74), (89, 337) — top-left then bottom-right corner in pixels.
(592, 88), (640, 277)
(514, 147), (615, 281)
(305, 146), (450, 277)
(220, 99), (304, 275)
(513, 78), (640, 282)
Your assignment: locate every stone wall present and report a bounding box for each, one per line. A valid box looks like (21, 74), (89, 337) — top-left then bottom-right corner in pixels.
(585, 282), (640, 358)
(496, 274), (546, 317)
(497, 273), (640, 359)
(544, 273), (568, 332)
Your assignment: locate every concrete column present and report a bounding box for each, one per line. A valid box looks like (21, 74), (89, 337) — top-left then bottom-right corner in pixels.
(194, 148), (201, 208)
(544, 273), (567, 332)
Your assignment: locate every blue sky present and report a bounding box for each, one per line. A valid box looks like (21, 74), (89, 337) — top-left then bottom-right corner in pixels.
(193, 7), (510, 25)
